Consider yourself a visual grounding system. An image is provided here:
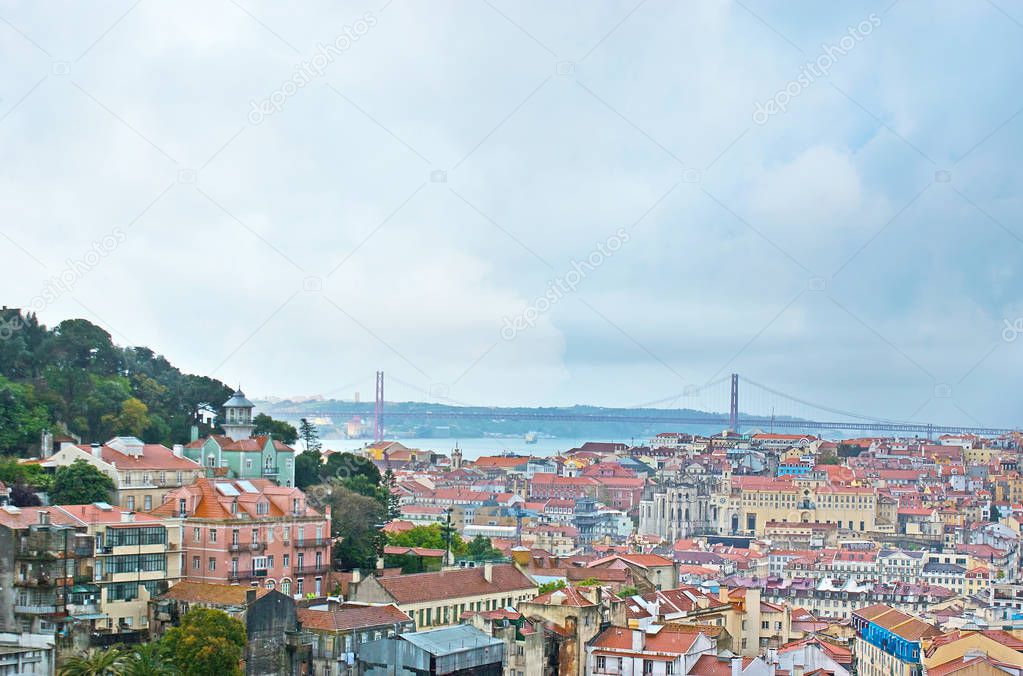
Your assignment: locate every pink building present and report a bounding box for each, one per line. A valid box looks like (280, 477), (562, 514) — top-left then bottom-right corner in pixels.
(151, 478), (331, 598)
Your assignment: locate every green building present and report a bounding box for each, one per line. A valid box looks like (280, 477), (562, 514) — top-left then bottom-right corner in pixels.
(183, 388), (297, 487)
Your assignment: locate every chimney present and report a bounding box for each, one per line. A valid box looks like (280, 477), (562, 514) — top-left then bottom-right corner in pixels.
(38, 510), (50, 525)
(40, 430), (53, 459)
(190, 425), (199, 443)
(732, 657), (743, 676)
(121, 511), (135, 523)
(173, 444), (184, 458)
(91, 443), (102, 459)
(376, 556), (384, 570)
(483, 561), (493, 583)
(246, 589), (256, 605)
(352, 569), (362, 584)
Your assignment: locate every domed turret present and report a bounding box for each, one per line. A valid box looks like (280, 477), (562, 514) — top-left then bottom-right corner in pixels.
(222, 386), (256, 441)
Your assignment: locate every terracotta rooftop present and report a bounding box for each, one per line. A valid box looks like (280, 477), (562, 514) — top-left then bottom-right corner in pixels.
(297, 604), (411, 632)
(157, 580), (272, 605)
(371, 564), (535, 604)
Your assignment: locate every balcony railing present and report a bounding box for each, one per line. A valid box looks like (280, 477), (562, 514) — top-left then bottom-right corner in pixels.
(15, 604), (57, 614)
(261, 466), (280, 475)
(295, 538), (326, 548)
(249, 542), (265, 552)
(294, 564), (329, 575)
(228, 568), (269, 582)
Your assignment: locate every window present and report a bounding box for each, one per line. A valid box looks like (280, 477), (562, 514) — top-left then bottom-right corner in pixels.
(143, 495), (152, 511)
(643, 660), (654, 675)
(245, 458), (252, 470)
(178, 498), (187, 515)
(193, 528), (200, 542)
(176, 471), (183, 485)
(159, 472), (166, 485)
(596, 657), (606, 670)
(192, 556), (200, 570)
(209, 529), (217, 543)
(296, 578), (304, 595)
(125, 496), (135, 511)
(208, 557), (216, 571)
(256, 502), (268, 515)
(283, 554), (290, 568)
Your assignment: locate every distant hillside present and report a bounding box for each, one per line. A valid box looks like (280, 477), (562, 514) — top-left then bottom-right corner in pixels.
(256, 398), (810, 441)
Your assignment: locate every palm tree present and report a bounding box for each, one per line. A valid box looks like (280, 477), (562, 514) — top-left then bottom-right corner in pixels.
(58, 647), (127, 676)
(122, 643), (178, 676)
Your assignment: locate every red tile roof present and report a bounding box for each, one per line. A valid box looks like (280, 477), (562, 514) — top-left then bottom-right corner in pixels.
(157, 580), (272, 605)
(297, 604), (410, 632)
(371, 564), (535, 604)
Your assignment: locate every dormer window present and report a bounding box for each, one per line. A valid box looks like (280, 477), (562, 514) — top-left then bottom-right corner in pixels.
(257, 502), (268, 515)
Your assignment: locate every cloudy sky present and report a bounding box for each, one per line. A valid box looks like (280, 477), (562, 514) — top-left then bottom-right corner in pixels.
(3, 0), (1023, 427)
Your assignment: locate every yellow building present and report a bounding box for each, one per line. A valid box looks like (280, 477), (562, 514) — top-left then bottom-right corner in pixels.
(923, 629), (1023, 672)
(58, 504), (184, 633)
(39, 438), (204, 512)
(725, 478), (877, 536)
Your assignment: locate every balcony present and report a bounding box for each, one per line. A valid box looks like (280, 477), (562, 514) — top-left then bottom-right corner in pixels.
(249, 542), (265, 552)
(228, 568), (269, 582)
(261, 466), (280, 476)
(15, 549), (57, 562)
(15, 604), (57, 614)
(14, 574), (53, 588)
(229, 543), (242, 552)
(294, 564), (329, 575)
(294, 538), (326, 548)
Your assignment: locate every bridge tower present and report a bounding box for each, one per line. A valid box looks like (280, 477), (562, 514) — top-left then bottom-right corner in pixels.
(729, 373), (739, 432)
(374, 371), (384, 442)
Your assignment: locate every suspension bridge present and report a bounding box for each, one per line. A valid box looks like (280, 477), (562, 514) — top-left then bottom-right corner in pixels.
(269, 372), (1018, 440)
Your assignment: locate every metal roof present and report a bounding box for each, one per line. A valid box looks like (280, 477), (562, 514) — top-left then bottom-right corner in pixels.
(400, 625), (502, 656)
(223, 388), (254, 409)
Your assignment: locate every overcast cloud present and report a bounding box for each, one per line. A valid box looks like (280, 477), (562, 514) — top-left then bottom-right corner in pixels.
(3, 0), (1023, 426)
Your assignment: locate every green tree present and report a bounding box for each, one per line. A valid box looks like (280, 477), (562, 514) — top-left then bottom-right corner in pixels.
(817, 450), (840, 465)
(618, 586), (639, 597)
(123, 643), (177, 676)
(111, 397), (151, 437)
(58, 647), (127, 675)
(159, 606), (245, 676)
(388, 524), (465, 554)
(0, 377), (50, 450)
(315, 484), (386, 570)
(382, 468), (401, 519)
(465, 535), (503, 560)
(294, 450), (322, 490)
(299, 418), (321, 453)
(51, 459), (115, 505)
(538, 580), (566, 594)
(252, 413), (298, 444)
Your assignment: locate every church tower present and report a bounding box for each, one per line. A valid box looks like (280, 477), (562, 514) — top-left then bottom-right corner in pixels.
(221, 387), (256, 441)
(451, 443), (463, 470)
